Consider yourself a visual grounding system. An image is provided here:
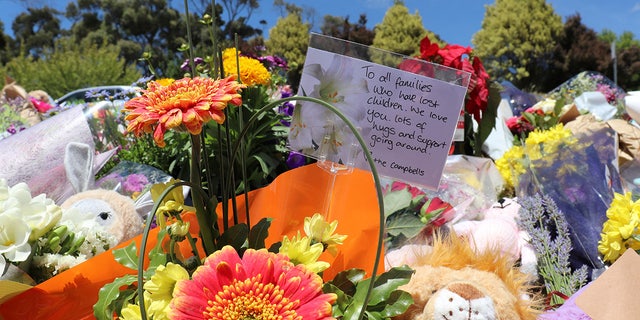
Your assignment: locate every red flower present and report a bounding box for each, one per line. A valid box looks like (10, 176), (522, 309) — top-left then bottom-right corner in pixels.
(400, 36), (490, 123)
(391, 181), (425, 198)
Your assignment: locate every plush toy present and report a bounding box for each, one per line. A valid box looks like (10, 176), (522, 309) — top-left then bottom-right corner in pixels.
(59, 142), (144, 244)
(1, 76), (42, 126)
(451, 197), (538, 277)
(393, 233), (542, 320)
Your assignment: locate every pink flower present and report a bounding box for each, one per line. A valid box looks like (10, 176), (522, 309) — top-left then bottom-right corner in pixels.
(169, 246), (336, 320)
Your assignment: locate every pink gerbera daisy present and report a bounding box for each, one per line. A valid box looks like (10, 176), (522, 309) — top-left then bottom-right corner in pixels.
(123, 76), (245, 147)
(169, 246), (336, 320)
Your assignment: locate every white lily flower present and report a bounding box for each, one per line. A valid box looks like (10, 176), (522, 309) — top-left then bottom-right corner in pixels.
(292, 54), (369, 162)
(0, 212), (32, 262)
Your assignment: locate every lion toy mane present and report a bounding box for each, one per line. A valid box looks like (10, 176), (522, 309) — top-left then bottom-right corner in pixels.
(393, 233), (542, 320)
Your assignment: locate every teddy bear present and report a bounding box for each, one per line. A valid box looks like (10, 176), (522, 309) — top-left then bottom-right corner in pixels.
(393, 232), (542, 320)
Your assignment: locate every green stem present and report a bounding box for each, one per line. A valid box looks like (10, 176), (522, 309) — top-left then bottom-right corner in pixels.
(190, 134), (216, 254)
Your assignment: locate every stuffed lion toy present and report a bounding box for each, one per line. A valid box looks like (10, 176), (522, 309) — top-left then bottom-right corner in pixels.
(393, 233), (543, 320)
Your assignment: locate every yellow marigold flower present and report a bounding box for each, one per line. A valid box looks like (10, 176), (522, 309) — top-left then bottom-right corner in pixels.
(279, 232), (329, 273)
(222, 48), (271, 86)
(304, 213), (347, 256)
(523, 124), (576, 160)
(123, 76), (246, 147)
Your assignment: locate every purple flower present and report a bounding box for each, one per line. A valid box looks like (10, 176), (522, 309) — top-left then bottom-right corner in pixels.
(180, 57), (205, 72)
(122, 174), (149, 193)
(286, 151), (306, 169)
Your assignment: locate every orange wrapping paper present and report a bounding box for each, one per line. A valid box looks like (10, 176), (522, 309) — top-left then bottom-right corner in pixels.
(0, 164), (384, 320)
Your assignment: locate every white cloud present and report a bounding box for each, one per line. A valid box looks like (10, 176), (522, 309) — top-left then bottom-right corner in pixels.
(632, 3), (640, 12)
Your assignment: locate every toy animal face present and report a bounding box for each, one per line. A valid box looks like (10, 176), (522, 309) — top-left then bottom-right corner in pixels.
(426, 282), (496, 320)
(66, 198), (117, 228)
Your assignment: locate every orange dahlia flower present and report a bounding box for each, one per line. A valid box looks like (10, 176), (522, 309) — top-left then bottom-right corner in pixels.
(169, 246), (336, 320)
(123, 76), (246, 147)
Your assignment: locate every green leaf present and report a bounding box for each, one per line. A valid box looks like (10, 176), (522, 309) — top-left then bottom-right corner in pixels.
(216, 223), (249, 250)
(474, 81), (500, 155)
(328, 268), (366, 295)
(367, 266), (414, 305)
(383, 189), (413, 218)
(248, 217), (272, 249)
(343, 278), (372, 320)
(113, 242), (139, 270)
(379, 290), (414, 318)
(385, 213), (424, 238)
(322, 282), (351, 316)
(93, 274), (137, 320)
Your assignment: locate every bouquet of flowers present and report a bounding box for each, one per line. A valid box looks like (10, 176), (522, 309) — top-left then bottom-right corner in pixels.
(0, 178), (118, 285)
(87, 4), (413, 318)
(497, 123), (623, 279)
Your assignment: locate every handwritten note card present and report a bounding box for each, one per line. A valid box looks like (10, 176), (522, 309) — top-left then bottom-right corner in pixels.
(290, 34), (469, 189)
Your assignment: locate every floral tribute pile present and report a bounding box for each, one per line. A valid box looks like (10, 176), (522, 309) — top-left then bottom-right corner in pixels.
(4, 7), (640, 320)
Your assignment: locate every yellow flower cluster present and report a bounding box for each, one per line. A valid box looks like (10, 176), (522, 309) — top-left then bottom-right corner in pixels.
(496, 124), (577, 189)
(598, 192), (640, 263)
(120, 262), (189, 320)
(222, 48), (271, 86)
(279, 213), (347, 273)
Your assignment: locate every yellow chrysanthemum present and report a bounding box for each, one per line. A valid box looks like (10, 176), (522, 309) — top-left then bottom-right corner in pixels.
(495, 145), (525, 189)
(496, 124), (577, 189)
(222, 48), (271, 86)
(279, 232), (329, 273)
(523, 124), (576, 160)
(304, 213), (347, 256)
(598, 192), (640, 263)
(140, 262), (189, 319)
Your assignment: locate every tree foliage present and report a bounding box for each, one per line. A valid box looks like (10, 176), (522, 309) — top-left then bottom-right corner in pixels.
(370, 0), (430, 66)
(472, 0), (562, 90)
(12, 6), (63, 59)
(264, 12), (309, 89)
(0, 37), (141, 99)
(320, 14), (375, 46)
(545, 14), (611, 92)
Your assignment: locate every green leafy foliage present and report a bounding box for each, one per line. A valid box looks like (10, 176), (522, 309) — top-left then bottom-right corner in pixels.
(93, 274), (138, 320)
(324, 266), (415, 320)
(0, 37), (140, 99)
(248, 217), (273, 249)
(370, 1), (437, 67)
(472, 0), (562, 90)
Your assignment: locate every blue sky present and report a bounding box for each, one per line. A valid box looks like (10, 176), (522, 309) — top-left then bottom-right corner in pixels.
(0, 0), (639, 47)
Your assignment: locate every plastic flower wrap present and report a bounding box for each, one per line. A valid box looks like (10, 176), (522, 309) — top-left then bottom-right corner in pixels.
(547, 71), (626, 118)
(503, 124), (624, 278)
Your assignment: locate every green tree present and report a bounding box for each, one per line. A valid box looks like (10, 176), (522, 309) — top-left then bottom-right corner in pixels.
(0, 37), (140, 99)
(546, 14), (611, 92)
(265, 12), (309, 89)
(472, 0), (562, 90)
(0, 21), (17, 65)
(11, 6), (63, 59)
(370, 0), (431, 66)
(616, 45), (640, 91)
(321, 14), (375, 46)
